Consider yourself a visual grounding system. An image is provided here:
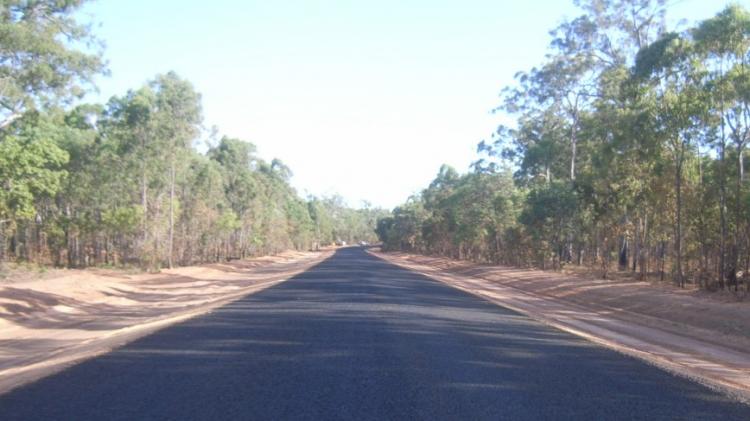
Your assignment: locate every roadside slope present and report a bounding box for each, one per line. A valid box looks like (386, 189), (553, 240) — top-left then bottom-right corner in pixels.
(0, 250), (332, 394)
(371, 249), (750, 402)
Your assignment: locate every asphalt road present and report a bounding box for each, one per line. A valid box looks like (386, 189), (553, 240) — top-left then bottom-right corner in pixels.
(1, 247), (749, 420)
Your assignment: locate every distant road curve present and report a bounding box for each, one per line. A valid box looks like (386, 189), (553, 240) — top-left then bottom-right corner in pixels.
(1, 247), (748, 420)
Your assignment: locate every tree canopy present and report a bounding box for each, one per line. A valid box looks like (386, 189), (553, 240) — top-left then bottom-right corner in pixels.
(0, 0), (385, 270)
(379, 1), (750, 291)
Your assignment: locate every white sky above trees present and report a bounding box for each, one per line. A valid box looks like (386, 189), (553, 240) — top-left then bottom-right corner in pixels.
(80, 0), (739, 209)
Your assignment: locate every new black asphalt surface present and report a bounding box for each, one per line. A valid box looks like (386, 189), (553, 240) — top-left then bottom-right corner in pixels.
(1, 247), (749, 420)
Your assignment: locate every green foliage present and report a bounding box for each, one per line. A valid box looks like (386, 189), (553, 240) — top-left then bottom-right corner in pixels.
(380, 1), (750, 290)
(102, 206), (142, 235)
(378, 168), (524, 263)
(0, 0), (105, 127)
(0, 82), (380, 267)
(216, 210), (241, 233)
(0, 114), (68, 221)
(6, 0), (749, 290)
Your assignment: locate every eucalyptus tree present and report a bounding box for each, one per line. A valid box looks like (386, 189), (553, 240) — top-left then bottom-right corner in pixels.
(497, 64), (589, 184)
(149, 72), (202, 268)
(208, 137), (260, 257)
(569, 0), (667, 59)
(378, 2), (750, 291)
(95, 74), (201, 269)
(307, 197), (334, 248)
(0, 112), (68, 261)
(490, 0), (671, 270)
(175, 154), (228, 263)
(55, 104), (123, 266)
(103, 87), (158, 251)
(0, 0), (105, 129)
(0, 0), (104, 264)
(632, 32), (709, 286)
(558, 0), (668, 270)
(693, 5), (750, 288)
(382, 199), (427, 253)
(480, 109), (563, 186)
(421, 165), (460, 256)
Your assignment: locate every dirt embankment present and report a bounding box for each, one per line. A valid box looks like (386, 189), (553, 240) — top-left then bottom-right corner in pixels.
(0, 250), (331, 394)
(372, 250), (750, 402)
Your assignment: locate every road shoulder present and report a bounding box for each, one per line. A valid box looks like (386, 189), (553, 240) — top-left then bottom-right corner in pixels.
(0, 251), (332, 395)
(370, 249), (750, 403)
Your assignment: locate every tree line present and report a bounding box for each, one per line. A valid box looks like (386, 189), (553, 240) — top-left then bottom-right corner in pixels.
(0, 1), (385, 271)
(377, 0), (750, 291)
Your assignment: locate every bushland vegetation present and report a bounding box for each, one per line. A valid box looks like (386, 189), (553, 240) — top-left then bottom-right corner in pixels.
(378, 1), (750, 291)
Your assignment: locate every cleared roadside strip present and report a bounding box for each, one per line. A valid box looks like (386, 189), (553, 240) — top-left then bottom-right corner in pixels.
(370, 250), (750, 404)
(0, 251), (332, 395)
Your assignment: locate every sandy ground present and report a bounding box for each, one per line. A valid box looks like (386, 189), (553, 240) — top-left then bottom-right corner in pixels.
(371, 249), (750, 402)
(0, 250), (332, 394)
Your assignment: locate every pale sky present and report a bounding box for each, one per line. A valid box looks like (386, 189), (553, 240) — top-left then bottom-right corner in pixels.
(79, 0), (742, 209)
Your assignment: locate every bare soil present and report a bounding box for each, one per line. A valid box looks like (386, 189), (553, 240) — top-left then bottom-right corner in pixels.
(372, 249), (750, 402)
(0, 250), (331, 394)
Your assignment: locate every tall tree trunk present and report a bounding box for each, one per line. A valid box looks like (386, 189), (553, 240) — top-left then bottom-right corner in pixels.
(739, 143), (745, 183)
(732, 143), (745, 291)
(152, 195), (162, 271)
(168, 153), (175, 269)
(619, 236), (628, 271)
(675, 154), (684, 288)
(141, 166), (148, 249)
(601, 234), (609, 279)
(65, 228), (73, 268)
(719, 137), (727, 289)
(640, 213), (649, 280)
(716, 90), (728, 289)
(660, 240), (666, 282)
(0, 221), (5, 266)
(140, 130), (149, 251)
(632, 216), (640, 273)
(570, 120), (577, 181)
